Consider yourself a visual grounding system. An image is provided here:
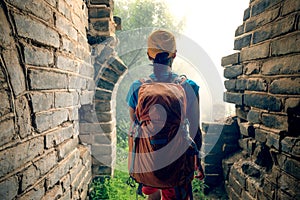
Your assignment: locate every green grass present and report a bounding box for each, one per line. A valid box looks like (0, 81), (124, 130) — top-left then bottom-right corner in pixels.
(89, 169), (207, 199)
(89, 170), (146, 200)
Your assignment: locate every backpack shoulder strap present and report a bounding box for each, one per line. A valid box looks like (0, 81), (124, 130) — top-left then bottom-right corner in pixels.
(139, 77), (153, 84)
(172, 74), (187, 85)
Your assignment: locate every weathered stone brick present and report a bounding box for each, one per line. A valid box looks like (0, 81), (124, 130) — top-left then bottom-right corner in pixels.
(255, 128), (267, 143)
(46, 149), (79, 188)
(282, 0), (300, 16)
(43, 184), (63, 200)
(257, 188), (272, 200)
(262, 178), (276, 199)
(270, 78), (300, 95)
(226, 185), (240, 200)
(18, 181), (45, 200)
(3, 49), (26, 96)
(278, 171), (300, 199)
(229, 175), (243, 195)
(75, 46), (91, 63)
(251, 0), (282, 17)
(92, 144), (113, 156)
(95, 46), (112, 63)
(0, 119), (15, 146)
(96, 77), (114, 91)
(56, 14), (78, 41)
(242, 190), (256, 200)
(244, 62), (261, 75)
(0, 176), (18, 200)
(0, 90), (11, 116)
(62, 37), (76, 53)
(0, 7), (14, 48)
(235, 25), (245, 37)
(266, 131), (281, 150)
(29, 69), (68, 90)
(24, 45), (54, 66)
(279, 156), (300, 180)
(71, 167), (86, 198)
(60, 174), (71, 195)
(89, 7), (111, 18)
(68, 107), (79, 121)
(94, 133), (113, 145)
(79, 62), (94, 77)
(108, 57), (127, 74)
(80, 123), (104, 134)
(231, 163), (247, 187)
(224, 92), (243, 105)
(58, 0), (72, 20)
(72, 12), (86, 35)
(79, 145), (91, 166)
(281, 136), (300, 157)
(245, 7), (280, 32)
(0, 137), (44, 177)
(239, 138), (255, 155)
(247, 78), (267, 92)
(224, 65), (243, 79)
(247, 109), (261, 124)
(15, 96), (31, 138)
(58, 137), (79, 160)
(246, 178), (259, 198)
(14, 13), (59, 48)
(244, 7), (251, 21)
(241, 42), (270, 61)
(239, 122), (255, 137)
(55, 91), (79, 108)
(21, 165), (41, 191)
(90, 18), (110, 32)
(68, 75), (87, 90)
(57, 55), (79, 73)
(95, 89), (112, 101)
(8, 0), (53, 22)
(262, 113), (288, 131)
(271, 32), (300, 56)
(262, 54), (300, 75)
(96, 111), (112, 122)
(244, 93), (281, 112)
(70, 161), (84, 183)
(278, 189), (295, 200)
(30, 92), (54, 113)
(235, 79), (247, 91)
(90, 0), (112, 7)
(94, 100), (111, 112)
(79, 90), (94, 105)
(234, 34), (252, 50)
(236, 106), (250, 120)
(224, 79), (236, 91)
(34, 109), (69, 133)
(45, 123), (74, 148)
(221, 53), (240, 67)
(253, 14), (296, 44)
(87, 79), (95, 91)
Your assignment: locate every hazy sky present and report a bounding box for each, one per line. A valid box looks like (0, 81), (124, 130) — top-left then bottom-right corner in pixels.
(165, 0), (249, 68)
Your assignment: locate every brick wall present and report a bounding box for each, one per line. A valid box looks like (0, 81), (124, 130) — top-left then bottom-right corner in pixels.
(0, 0), (93, 199)
(79, 0), (127, 176)
(222, 0), (300, 199)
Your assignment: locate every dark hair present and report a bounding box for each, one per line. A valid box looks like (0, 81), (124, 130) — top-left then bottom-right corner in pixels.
(153, 52), (172, 81)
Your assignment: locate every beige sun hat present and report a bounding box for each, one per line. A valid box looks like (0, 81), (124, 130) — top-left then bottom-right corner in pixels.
(147, 30), (176, 59)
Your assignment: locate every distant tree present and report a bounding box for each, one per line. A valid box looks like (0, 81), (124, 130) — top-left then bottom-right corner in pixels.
(114, 0), (185, 68)
(114, 0), (185, 32)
